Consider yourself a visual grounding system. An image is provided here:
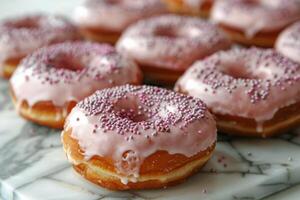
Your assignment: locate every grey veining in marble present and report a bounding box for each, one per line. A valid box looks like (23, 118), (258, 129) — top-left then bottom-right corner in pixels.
(1, 79), (300, 200)
(0, 79), (13, 111)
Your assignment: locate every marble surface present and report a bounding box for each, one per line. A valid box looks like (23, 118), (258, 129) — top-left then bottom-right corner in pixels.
(1, 0), (300, 199)
(1, 78), (300, 200)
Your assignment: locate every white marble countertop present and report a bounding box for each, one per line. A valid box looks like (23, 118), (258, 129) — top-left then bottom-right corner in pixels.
(1, 78), (300, 200)
(1, 1), (300, 199)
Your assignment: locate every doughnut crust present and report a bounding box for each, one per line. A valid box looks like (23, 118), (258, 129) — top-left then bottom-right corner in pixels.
(215, 102), (300, 137)
(178, 85), (300, 137)
(163, 0), (213, 17)
(78, 27), (120, 44)
(10, 78), (142, 129)
(211, 0), (300, 47)
(10, 88), (76, 129)
(217, 24), (280, 47)
(1, 60), (19, 79)
(62, 129), (215, 190)
(140, 64), (184, 85)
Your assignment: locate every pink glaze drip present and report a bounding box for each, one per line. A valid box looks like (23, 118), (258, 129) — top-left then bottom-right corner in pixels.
(211, 0), (300, 37)
(10, 42), (141, 107)
(0, 14), (80, 75)
(73, 0), (167, 32)
(116, 15), (231, 71)
(276, 22), (300, 64)
(175, 47), (300, 126)
(64, 85), (217, 182)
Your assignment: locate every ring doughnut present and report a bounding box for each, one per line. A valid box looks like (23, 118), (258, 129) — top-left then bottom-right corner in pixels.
(117, 15), (231, 85)
(163, 0), (214, 17)
(73, 0), (167, 44)
(10, 42), (142, 128)
(62, 85), (217, 190)
(175, 47), (300, 137)
(276, 22), (300, 64)
(0, 14), (80, 78)
(211, 0), (300, 47)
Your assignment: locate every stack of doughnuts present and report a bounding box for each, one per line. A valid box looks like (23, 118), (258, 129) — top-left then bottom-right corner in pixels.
(1, 0), (300, 191)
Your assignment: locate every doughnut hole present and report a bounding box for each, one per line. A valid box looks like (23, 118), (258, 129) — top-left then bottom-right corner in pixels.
(218, 61), (272, 80)
(154, 26), (179, 39)
(154, 25), (209, 40)
(46, 53), (84, 71)
(113, 95), (148, 122)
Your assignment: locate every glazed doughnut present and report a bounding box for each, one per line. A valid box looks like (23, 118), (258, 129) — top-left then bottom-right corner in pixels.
(62, 85), (216, 190)
(163, 0), (214, 17)
(276, 22), (300, 64)
(211, 0), (300, 47)
(73, 0), (167, 44)
(117, 15), (231, 85)
(175, 48), (300, 137)
(10, 42), (142, 128)
(0, 14), (80, 79)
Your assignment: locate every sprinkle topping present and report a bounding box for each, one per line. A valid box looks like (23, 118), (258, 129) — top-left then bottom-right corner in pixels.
(66, 85), (217, 180)
(116, 14), (231, 70)
(78, 85), (208, 136)
(188, 48), (300, 103)
(10, 42), (141, 107)
(18, 42), (120, 84)
(0, 14), (80, 70)
(176, 47), (300, 121)
(74, 0), (167, 31)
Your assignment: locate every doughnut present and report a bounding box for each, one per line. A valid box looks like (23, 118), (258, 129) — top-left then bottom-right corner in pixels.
(116, 15), (231, 85)
(211, 0), (300, 47)
(73, 0), (167, 44)
(10, 42), (142, 129)
(61, 85), (216, 190)
(0, 14), (80, 79)
(163, 0), (214, 17)
(175, 48), (300, 137)
(276, 22), (300, 64)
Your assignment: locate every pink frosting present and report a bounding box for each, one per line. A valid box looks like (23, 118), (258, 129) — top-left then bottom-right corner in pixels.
(116, 15), (231, 71)
(175, 47), (300, 127)
(73, 0), (167, 32)
(0, 14), (80, 75)
(64, 85), (216, 183)
(276, 22), (300, 64)
(211, 0), (300, 37)
(10, 42), (141, 107)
